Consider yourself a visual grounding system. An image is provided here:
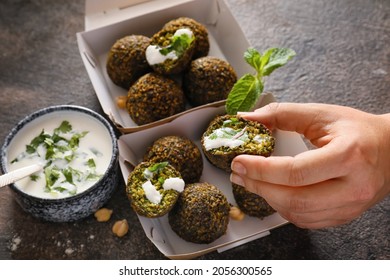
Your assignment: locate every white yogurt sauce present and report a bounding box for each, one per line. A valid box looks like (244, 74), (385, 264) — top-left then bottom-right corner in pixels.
(204, 127), (249, 150)
(7, 111), (113, 199)
(145, 28), (193, 65)
(146, 45), (178, 65)
(163, 177), (185, 192)
(142, 180), (162, 204)
(142, 177), (185, 204)
(253, 135), (270, 144)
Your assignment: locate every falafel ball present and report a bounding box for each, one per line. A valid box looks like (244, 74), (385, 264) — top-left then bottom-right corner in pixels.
(201, 115), (275, 172)
(232, 183), (276, 218)
(106, 35), (152, 90)
(143, 135), (203, 184)
(146, 26), (196, 75)
(126, 72), (186, 125)
(183, 57), (237, 107)
(168, 182), (230, 244)
(162, 17), (210, 58)
(126, 161), (185, 218)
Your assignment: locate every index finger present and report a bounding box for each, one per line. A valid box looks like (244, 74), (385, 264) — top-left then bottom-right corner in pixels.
(239, 102), (339, 139)
(231, 140), (348, 186)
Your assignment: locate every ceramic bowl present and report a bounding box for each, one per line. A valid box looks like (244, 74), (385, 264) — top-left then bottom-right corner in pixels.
(0, 105), (119, 222)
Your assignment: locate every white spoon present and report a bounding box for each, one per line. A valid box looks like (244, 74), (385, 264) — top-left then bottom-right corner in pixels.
(0, 163), (43, 188)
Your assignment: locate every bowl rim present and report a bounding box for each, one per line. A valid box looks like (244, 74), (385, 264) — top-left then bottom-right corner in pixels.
(0, 105), (119, 202)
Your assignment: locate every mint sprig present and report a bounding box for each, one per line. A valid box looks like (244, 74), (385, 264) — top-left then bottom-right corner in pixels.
(226, 47), (296, 115)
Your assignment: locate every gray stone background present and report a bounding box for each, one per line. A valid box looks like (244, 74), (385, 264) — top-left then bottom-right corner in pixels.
(0, 0), (389, 259)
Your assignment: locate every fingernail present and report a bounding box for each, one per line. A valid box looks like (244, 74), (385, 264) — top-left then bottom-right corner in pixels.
(231, 162), (246, 175)
(230, 173), (245, 186)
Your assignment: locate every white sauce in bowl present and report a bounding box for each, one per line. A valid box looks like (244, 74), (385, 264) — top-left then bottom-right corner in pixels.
(6, 111), (113, 199)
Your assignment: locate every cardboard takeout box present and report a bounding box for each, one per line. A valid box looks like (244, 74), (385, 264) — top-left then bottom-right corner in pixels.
(77, 0), (309, 259)
(77, 0), (254, 133)
(118, 93), (309, 259)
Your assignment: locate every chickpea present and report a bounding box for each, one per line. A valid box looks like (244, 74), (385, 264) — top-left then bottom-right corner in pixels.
(112, 219), (129, 237)
(94, 208), (113, 222)
(229, 206), (245, 221)
(116, 96), (127, 109)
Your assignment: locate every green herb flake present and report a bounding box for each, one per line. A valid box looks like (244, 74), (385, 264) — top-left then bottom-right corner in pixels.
(44, 167), (61, 191)
(86, 173), (102, 181)
(148, 162), (169, 172)
(87, 158), (96, 168)
(30, 174), (40, 181)
(159, 31), (194, 57)
(69, 131), (88, 149)
(26, 130), (49, 154)
(158, 177), (165, 185)
(54, 121), (72, 134)
(62, 168), (74, 185)
(226, 47), (296, 115)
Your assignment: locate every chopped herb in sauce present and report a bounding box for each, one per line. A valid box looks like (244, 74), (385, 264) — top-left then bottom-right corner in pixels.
(11, 120), (103, 196)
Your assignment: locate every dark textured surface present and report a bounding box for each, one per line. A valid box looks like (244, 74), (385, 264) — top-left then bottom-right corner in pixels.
(0, 0), (389, 260)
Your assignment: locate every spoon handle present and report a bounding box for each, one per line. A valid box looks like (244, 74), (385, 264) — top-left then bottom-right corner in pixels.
(0, 164), (43, 188)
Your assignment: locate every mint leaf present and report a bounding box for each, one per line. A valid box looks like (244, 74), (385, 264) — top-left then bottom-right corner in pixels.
(225, 74), (263, 115)
(244, 48), (262, 73)
(226, 47), (295, 115)
(261, 48), (296, 76)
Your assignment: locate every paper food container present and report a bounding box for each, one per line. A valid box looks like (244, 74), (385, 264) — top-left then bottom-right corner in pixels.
(118, 93), (309, 259)
(77, 0), (254, 133)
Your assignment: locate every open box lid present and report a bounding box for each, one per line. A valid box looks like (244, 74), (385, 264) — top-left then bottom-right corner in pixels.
(84, 0), (210, 31)
(78, 0), (253, 133)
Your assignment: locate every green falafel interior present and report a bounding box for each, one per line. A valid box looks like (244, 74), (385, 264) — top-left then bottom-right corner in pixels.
(141, 162), (185, 204)
(126, 161), (185, 218)
(226, 47), (296, 115)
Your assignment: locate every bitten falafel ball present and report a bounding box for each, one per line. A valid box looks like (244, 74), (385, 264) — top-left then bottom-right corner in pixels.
(168, 182), (230, 244)
(126, 72), (186, 125)
(143, 135), (203, 184)
(201, 115), (275, 172)
(232, 183), (276, 218)
(126, 161), (185, 218)
(162, 17), (210, 58)
(183, 57), (237, 107)
(106, 35), (152, 90)
(146, 26), (196, 75)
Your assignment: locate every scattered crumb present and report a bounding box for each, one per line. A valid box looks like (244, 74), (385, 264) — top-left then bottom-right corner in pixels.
(65, 248), (74, 255)
(10, 235), (22, 251)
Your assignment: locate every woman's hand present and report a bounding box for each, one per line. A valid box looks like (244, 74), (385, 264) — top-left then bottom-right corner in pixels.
(230, 102), (390, 229)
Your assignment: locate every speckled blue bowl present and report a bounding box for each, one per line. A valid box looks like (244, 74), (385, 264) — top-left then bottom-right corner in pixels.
(0, 105), (119, 222)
